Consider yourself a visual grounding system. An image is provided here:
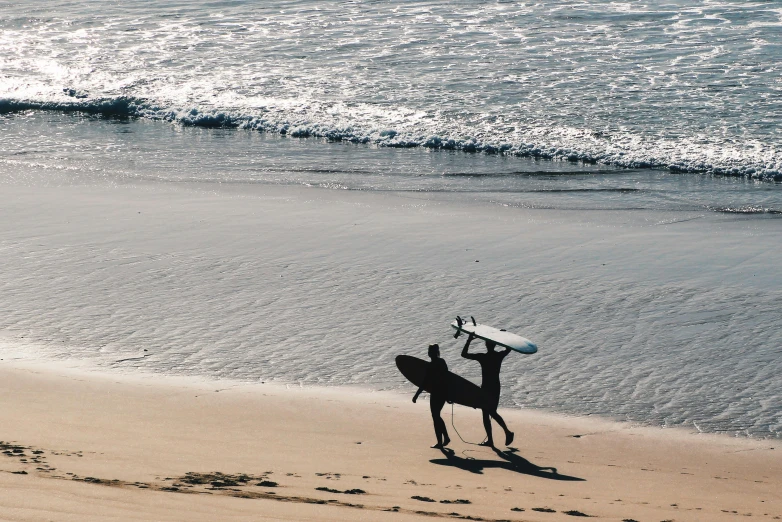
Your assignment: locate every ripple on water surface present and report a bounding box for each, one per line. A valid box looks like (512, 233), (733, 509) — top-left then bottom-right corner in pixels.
(0, 0), (781, 177)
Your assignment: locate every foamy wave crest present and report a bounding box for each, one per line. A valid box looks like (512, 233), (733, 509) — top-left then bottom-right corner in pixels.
(0, 96), (142, 118)
(714, 206), (782, 215)
(3, 95), (780, 181)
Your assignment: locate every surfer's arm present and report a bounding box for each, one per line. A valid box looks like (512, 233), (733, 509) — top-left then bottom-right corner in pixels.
(461, 333), (478, 360)
(412, 386), (424, 403)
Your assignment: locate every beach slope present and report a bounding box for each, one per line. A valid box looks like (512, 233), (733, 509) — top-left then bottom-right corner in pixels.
(1, 363), (779, 522)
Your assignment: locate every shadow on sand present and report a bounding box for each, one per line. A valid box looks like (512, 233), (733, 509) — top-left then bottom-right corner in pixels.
(430, 447), (585, 481)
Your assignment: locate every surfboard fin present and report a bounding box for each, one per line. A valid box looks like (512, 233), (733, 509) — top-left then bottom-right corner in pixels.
(454, 316), (463, 338)
(470, 316), (477, 326)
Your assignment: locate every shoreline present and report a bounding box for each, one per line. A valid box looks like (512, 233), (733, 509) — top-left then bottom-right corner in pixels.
(2, 352), (776, 445)
(1, 360), (780, 521)
(1, 180), (780, 439)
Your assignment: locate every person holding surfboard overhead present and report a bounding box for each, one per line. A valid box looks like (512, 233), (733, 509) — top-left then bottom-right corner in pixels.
(461, 325), (515, 448)
(412, 343), (451, 449)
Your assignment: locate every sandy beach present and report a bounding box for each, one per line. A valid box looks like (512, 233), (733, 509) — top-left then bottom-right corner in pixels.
(1, 361), (780, 522)
(4, 0), (782, 518)
(1, 179), (780, 521)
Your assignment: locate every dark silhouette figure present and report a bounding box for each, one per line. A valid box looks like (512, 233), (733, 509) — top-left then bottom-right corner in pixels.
(413, 344), (451, 449)
(461, 331), (514, 448)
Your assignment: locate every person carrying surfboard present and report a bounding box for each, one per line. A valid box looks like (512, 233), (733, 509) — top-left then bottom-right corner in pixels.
(461, 328), (515, 448)
(412, 343), (451, 449)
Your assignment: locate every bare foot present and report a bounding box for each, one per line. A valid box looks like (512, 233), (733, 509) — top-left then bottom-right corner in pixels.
(505, 432), (514, 446)
(478, 441), (494, 448)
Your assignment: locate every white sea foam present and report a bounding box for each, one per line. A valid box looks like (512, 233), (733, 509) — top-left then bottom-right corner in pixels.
(3, 112), (781, 214)
(1, 0), (781, 178)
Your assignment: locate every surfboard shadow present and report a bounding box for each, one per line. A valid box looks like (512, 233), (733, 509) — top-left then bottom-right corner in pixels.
(430, 447), (585, 481)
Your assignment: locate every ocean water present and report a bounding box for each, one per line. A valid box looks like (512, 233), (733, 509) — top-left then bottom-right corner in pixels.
(2, 0), (781, 177)
(1, 0), (782, 438)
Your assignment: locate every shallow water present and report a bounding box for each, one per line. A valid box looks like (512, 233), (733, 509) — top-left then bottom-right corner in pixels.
(1, 115), (781, 439)
(1, 0), (782, 438)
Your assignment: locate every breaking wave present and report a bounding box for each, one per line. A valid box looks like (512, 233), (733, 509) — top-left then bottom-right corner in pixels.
(714, 206), (782, 215)
(3, 95), (780, 181)
(3, 0), (781, 182)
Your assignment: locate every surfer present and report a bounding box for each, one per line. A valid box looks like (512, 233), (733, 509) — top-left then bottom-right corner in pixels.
(461, 332), (514, 447)
(412, 343), (451, 449)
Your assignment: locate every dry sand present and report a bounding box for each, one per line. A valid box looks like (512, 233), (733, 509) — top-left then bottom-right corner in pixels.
(1, 361), (779, 522)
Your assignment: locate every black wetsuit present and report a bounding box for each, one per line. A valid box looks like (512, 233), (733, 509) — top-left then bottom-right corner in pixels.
(462, 337), (513, 446)
(424, 357), (449, 415)
(468, 350), (509, 411)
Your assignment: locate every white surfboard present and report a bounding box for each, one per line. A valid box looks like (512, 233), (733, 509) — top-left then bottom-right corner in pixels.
(451, 317), (537, 354)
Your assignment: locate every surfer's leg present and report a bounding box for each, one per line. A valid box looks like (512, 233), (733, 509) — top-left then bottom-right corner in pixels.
(490, 411), (514, 446)
(490, 411), (508, 431)
(480, 388), (502, 447)
(438, 414), (450, 447)
(430, 395), (448, 447)
(438, 401), (450, 446)
(441, 424), (450, 446)
(485, 388), (514, 445)
(481, 410), (494, 446)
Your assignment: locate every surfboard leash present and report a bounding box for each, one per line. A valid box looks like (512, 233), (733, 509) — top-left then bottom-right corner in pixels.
(449, 402), (487, 447)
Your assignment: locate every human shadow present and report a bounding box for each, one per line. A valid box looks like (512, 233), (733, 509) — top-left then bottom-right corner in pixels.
(430, 447), (584, 481)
